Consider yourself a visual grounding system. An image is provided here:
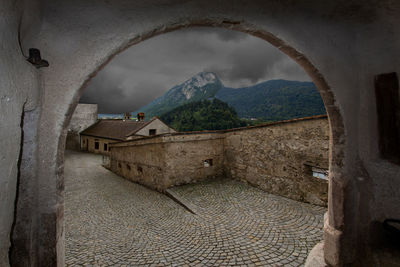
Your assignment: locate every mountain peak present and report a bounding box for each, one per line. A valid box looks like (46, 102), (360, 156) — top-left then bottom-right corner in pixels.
(183, 72), (219, 88)
(136, 72), (224, 117)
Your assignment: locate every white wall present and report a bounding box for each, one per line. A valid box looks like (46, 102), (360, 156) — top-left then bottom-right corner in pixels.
(134, 119), (176, 136)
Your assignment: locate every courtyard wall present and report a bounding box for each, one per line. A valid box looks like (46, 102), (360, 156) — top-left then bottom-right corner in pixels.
(109, 115), (329, 206)
(110, 133), (225, 191)
(224, 116), (329, 206)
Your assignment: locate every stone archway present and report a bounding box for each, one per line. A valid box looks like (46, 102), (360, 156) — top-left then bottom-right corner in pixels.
(11, 1), (399, 266)
(59, 23), (344, 266)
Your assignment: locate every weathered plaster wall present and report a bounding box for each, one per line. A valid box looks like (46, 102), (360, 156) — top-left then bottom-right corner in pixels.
(224, 116), (329, 206)
(110, 133), (225, 191)
(0, 1), (42, 266)
(80, 136), (118, 155)
(66, 104), (97, 150)
(133, 119), (176, 137)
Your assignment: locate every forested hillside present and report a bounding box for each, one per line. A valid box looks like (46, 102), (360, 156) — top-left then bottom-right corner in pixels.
(216, 79), (326, 122)
(135, 72), (326, 123)
(160, 99), (246, 131)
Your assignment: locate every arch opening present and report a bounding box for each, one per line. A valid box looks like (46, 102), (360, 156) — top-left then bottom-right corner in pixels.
(58, 24), (344, 266)
(12, 18), (347, 267)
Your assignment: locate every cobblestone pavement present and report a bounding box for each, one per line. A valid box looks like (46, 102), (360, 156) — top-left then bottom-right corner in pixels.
(65, 151), (326, 266)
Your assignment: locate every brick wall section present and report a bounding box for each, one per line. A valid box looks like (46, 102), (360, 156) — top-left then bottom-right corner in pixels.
(109, 115), (329, 206)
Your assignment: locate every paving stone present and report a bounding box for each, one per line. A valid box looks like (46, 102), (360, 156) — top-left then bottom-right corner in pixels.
(65, 151), (325, 266)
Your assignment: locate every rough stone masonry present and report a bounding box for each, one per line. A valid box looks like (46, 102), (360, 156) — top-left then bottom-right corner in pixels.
(109, 115), (329, 206)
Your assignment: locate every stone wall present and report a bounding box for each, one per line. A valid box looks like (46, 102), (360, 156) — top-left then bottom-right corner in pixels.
(224, 116), (329, 206)
(109, 116), (329, 206)
(163, 133), (225, 188)
(110, 133), (225, 191)
(66, 104), (97, 150)
(110, 137), (166, 190)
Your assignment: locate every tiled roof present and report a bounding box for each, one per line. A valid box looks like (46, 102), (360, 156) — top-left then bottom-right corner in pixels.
(80, 119), (151, 140)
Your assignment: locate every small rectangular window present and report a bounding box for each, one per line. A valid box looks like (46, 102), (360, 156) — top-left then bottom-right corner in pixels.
(95, 140), (99, 150)
(149, 129), (156, 136)
(312, 167), (328, 180)
(104, 143), (108, 151)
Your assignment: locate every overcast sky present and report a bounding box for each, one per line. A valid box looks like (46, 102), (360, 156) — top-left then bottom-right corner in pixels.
(80, 27), (311, 113)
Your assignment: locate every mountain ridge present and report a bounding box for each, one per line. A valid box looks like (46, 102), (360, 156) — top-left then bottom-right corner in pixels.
(135, 72), (326, 121)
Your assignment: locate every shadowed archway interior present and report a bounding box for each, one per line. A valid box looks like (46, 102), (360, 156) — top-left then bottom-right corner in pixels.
(10, 2), (399, 266)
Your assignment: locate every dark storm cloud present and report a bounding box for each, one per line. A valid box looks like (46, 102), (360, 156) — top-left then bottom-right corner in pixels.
(80, 27), (310, 113)
(206, 39), (283, 85)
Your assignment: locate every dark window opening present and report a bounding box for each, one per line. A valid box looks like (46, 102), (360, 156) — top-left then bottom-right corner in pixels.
(137, 166), (143, 173)
(375, 72), (400, 164)
(126, 164), (131, 170)
(118, 163), (122, 168)
(204, 159), (213, 167)
(149, 129), (156, 136)
(95, 140), (99, 150)
(104, 143), (108, 151)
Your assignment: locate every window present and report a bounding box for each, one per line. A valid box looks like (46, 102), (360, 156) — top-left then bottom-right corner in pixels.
(204, 159), (213, 167)
(94, 140), (99, 150)
(104, 143), (108, 151)
(375, 72), (400, 163)
(149, 129), (156, 136)
(312, 167), (328, 180)
(137, 166), (143, 173)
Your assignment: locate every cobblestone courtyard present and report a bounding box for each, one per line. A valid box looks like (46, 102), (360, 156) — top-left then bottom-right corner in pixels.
(65, 151), (326, 266)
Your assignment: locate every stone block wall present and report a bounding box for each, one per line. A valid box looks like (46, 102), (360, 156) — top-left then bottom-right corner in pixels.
(110, 133), (225, 191)
(224, 116), (329, 206)
(162, 134), (225, 188)
(109, 116), (329, 205)
(110, 137), (166, 191)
